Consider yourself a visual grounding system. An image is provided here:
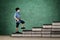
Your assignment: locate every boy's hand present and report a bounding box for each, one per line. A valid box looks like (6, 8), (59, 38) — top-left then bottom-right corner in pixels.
(14, 16), (20, 21)
(17, 19), (19, 21)
(16, 18), (19, 21)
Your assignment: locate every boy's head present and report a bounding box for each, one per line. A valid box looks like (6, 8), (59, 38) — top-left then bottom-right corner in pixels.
(15, 7), (20, 12)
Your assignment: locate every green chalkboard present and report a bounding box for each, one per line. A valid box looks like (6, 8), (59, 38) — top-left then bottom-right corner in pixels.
(0, 0), (60, 35)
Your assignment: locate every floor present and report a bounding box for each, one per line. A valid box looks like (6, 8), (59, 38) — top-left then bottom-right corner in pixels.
(0, 36), (60, 40)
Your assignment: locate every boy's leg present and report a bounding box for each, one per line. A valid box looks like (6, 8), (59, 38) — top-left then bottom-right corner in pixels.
(21, 24), (25, 27)
(16, 22), (19, 33)
(16, 28), (18, 32)
(15, 22), (22, 34)
(21, 24), (25, 29)
(20, 20), (25, 29)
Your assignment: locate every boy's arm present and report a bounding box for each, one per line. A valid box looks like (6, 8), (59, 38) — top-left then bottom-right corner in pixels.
(14, 14), (19, 21)
(14, 16), (19, 21)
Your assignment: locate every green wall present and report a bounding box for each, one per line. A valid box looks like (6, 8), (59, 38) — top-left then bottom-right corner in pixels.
(0, 0), (60, 35)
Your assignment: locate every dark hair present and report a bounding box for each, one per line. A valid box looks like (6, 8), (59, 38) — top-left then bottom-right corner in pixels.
(15, 7), (20, 11)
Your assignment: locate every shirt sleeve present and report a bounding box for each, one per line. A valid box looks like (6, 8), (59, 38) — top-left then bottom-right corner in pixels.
(14, 13), (16, 19)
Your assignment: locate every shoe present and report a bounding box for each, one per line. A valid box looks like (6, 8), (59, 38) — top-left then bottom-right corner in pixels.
(16, 31), (20, 33)
(21, 27), (25, 29)
(16, 31), (22, 34)
(13, 31), (22, 34)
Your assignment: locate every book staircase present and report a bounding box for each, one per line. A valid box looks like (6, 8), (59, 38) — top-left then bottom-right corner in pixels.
(11, 21), (60, 37)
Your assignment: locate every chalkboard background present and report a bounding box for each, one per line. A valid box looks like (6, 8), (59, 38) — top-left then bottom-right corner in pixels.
(0, 0), (60, 35)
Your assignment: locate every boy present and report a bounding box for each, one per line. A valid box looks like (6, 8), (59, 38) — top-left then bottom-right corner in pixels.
(14, 7), (25, 33)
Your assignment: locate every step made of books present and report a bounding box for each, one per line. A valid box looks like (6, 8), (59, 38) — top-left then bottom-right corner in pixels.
(43, 24), (52, 28)
(52, 28), (60, 31)
(32, 28), (42, 31)
(52, 25), (60, 28)
(32, 27), (42, 31)
(42, 28), (51, 32)
(42, 34), (51, 37)
(51, 35), (60, 37)
(52, 22), (60, 26)
(11, 34), (22, 37)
